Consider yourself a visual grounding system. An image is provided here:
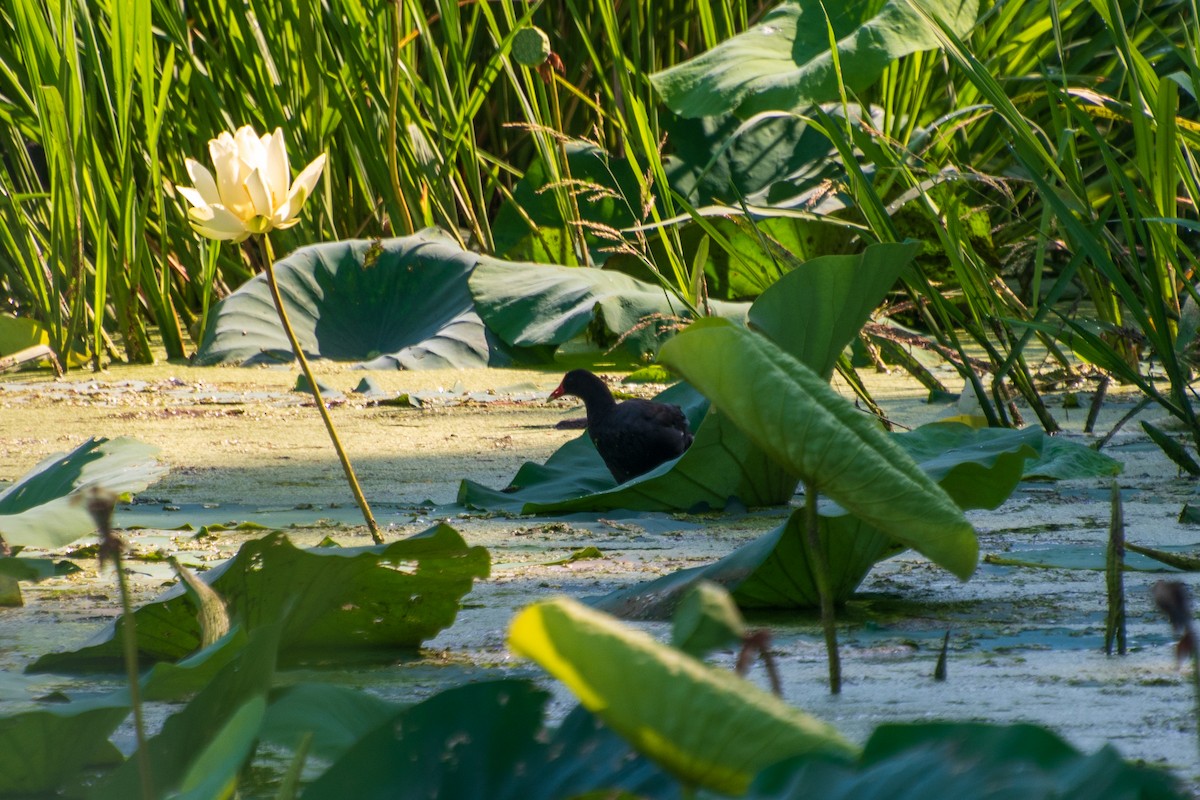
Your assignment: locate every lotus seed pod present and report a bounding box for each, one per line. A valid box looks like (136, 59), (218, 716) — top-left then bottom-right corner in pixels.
(512, 26), (551, 67)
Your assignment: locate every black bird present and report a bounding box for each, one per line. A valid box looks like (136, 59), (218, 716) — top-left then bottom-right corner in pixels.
(549, 369), (694, 483)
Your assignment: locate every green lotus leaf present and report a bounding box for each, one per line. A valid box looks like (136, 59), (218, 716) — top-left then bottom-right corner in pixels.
(652, 0), (980, 119)
(594, 509), (893, 617)
(194, 230), (504, 369)
(171, 696), (266, 800)
(893, 422), (1042, 509)
(509, 597), (855, 795)
(260, 682), (401, 763)
(491, 142), (644, 265)
(749, 241), (919, 379)
(660, 215), (861, 302)
(0, 556), (80, 581)
(663, 111), (852, 211)
(1022, 435), (1123, 480)
(0, 694), (127, 795)
(0, 576), (17, 607)
(670, 581), (747, 658)
(0, 556), (82, 607)
(0, 436), (167, 549)
(594, 424), (1041, 615)
(0, 312), (87, 367)
(140, 627), (250, 702)
(0, 313), (51, 356)
(748, 722), (1184, 798)
(658, 320), (977, 579)
(29, 524), (489, 672)
(90, 623), (281, 800)
(300, 680), (673, 799)
(303, 680), (542, 799)
(469, 256), (748, 363)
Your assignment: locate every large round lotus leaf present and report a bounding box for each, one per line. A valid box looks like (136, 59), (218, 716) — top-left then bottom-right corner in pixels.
(651, 0), (980, 119)
(659, 319), (978, 580)
(0, 436), (167, 549)
(194, 231), (502, 369)
(469, 257), (748, 363)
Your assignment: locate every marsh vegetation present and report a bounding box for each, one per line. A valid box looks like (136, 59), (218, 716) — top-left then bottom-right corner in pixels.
(1, 0), (1199, 796)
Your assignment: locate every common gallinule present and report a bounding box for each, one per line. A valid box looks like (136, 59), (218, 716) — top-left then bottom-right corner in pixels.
(549, 369), (694, 483)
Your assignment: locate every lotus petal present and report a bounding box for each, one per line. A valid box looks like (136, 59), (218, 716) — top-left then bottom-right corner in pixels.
(234, 126), (265, 172)
(243, 168), (273, 220)
(189, 205), (250, 242)
(270, 196), (294, 228)
(264, 128), (290, 208)
(175, 185), (210, 211)
(209, 132), (251, 218)
(285, 153), (327, 219)
(184, 159), (222, 206)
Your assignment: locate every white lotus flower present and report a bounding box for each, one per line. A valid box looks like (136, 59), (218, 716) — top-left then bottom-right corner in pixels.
(178, 125), (326, 243)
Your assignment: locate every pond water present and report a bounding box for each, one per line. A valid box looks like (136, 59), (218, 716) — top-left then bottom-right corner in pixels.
(1, 358), (1199, 792)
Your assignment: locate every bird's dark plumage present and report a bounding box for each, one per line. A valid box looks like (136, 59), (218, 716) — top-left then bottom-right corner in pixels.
(549, 369), (694, 483)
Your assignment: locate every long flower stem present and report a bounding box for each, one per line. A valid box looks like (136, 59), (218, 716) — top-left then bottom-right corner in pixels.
(805, 482), (841, 694)
(114, 552), (154, 800)
(260, 234), (384, 544)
